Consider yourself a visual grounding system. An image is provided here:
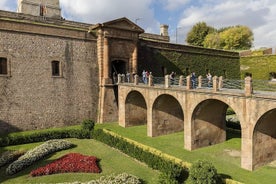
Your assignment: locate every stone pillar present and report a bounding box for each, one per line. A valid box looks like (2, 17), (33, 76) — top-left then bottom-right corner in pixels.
(103, 37), (110, 84)
(148, 74), (154, 86)
(165, 75), (170, 88)
(134, 74), (139, 85)
(118, 86), (126, 127)
(121, 74), (125, 83)
(245, 76), (253, 96)
(218, 76), (223, 89)
(241, 121), (254, 171)
(212, 76), (218, 92)
(132, 43), (138, 75)
(198, 75), (202, 88)
(179, 75), (184, 86)
(186, 75), (191, 90)
(117, 74), (122, 84)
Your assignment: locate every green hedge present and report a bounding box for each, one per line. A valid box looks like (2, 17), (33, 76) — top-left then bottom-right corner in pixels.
(0, 126), (90, 147)
(93, 128), (190, 183)
(240, 55), (276, 79)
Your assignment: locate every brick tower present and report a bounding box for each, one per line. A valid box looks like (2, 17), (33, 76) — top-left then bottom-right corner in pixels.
(17, 0), (61, 18)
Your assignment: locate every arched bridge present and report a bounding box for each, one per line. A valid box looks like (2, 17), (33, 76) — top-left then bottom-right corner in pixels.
(117, 75), (276, 171)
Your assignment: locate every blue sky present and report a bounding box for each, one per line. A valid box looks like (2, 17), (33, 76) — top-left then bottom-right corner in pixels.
(1, 0), (276, 49)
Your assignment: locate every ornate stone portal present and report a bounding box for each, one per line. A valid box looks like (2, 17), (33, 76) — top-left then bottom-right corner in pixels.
(90, 18), (144, 123)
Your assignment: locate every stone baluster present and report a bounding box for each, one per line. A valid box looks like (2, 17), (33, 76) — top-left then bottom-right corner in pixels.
(198, 75), (202, 88)
(121, 74), (125, 83)
(117, 74), (121, 84)
(245, 76), (253, 96)
(134, 74), (139, 85)
(165, 75), (170, 88)
(148, 74), (154, 86)
(212, 76), (218, 92)
(186, 75), (191, 90)
(179, 75), (184, 86)
(218, 76), (223, 89)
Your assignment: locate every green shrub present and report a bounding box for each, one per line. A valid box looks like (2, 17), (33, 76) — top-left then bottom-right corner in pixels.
(0, 127), (88, 147)
(188, 160), (220, 184)
(93, 128), (188, 183)
(81, 119), (95, 131)
(0, 150), (26, 167)
(226, 108), (235, 115)
(158, 172), (178, 184)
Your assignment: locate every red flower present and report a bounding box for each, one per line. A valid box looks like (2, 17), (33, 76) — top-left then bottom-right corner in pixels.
(30, 153), (101, 177)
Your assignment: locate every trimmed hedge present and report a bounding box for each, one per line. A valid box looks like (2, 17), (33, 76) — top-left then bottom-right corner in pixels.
(93, 128), (189, 183)
(0, 126), (90, 147)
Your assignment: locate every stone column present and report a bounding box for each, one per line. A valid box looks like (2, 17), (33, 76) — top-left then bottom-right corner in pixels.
(218, 76), (223, 89)
(134, 74), (139, 85)
(165, 75), (170, 88)
(186, 75), (191, 90)
(103, 37), (110, 84)
(179, 75), (184, 86)
(212, 76), (218, 92)
(117, 74), (122, 84)
(198, 75), (202, 88)
(148, 74), (154, 86)
(132, 43), (138, 75)
(245, 76), (253, 96)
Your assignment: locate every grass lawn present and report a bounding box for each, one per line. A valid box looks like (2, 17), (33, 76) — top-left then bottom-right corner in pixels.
(0, 138), (160, 184)
(97, 123), (276, 184)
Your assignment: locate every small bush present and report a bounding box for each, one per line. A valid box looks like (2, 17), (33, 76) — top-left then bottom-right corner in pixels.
(82, 119), (95, 131)
(92, 173), (142, 184)
(0, 150), (26, 167)
(188, 160), (220, 184)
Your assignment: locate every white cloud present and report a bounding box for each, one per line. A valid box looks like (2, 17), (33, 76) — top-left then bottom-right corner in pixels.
(161, 0), (191, 11)
(0, 0), (14, 11)
(60, 0), (159, 33)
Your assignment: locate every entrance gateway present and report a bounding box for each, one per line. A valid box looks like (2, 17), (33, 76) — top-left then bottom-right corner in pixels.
(90, 18), (144, 123)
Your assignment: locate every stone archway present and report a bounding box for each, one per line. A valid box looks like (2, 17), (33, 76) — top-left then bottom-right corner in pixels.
(111, 60), (126, 83)
(152, 94), (184, 137)
(253, 108), (276, 169)
(192, 99), (229, 149)
(125, 91), (147, 127)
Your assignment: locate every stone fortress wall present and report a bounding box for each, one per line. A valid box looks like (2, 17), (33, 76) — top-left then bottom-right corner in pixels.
(0, 9), (99, 133)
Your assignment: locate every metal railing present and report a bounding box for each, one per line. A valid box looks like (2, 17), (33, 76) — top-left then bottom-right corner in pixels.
(118, 74), (276, 93)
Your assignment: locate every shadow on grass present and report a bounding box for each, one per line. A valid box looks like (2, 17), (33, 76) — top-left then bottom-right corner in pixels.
(226, 128), (241, 140)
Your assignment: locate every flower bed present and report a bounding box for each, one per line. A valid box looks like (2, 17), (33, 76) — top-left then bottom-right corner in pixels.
(6, 139), (74, 175)
(0, 150), (26, 167)
(30, 153), (101, 176)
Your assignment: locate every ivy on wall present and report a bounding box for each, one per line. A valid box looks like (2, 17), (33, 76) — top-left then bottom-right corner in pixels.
(138, 40), (240, 79)
(240, 55), (276, 80)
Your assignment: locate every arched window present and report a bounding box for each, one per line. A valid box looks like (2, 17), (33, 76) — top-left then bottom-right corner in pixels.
(52, 60), (60, 76)
(0, 57), (8, 75)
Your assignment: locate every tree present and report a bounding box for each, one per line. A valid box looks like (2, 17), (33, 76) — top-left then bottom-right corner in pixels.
(219, 25), (253, 50)
(203, 32), (221, 49)
(186, 22), (214, 47)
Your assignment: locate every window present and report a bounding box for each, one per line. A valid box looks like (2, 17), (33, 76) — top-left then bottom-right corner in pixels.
(0, 57), (8, 75)
(52, 60), (60, 76)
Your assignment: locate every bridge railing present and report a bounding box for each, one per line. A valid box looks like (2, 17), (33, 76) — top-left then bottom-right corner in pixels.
(117, 74), (276, 95)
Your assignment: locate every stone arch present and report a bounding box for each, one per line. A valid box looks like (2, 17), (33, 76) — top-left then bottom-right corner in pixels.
(253, 108), (276, 169)
(152, 94), (184, 137)
(125, 90), (147, 127)
(192, 99), (235, 149)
